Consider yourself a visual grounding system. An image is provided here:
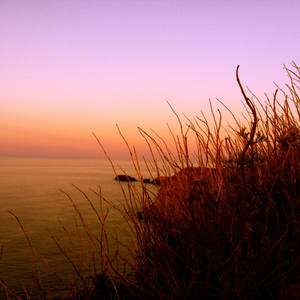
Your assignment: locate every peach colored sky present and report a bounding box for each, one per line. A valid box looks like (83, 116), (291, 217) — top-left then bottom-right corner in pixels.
(1, 0), (300, 159)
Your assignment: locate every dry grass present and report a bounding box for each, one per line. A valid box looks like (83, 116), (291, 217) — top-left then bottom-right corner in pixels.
(1, 62), (299, 299)
(113, 62), (300, 300)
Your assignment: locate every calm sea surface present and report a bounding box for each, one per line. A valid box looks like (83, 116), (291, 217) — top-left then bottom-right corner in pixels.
(0, 156), (151, 298)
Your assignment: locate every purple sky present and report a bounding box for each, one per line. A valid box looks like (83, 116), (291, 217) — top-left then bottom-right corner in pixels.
(1, 0), (299, 158)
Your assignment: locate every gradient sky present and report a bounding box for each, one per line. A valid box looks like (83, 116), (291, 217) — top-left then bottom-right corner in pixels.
(1, 0), (300, 159)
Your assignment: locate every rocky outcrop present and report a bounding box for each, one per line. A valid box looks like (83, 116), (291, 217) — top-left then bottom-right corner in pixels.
(142, 167), (216, 219)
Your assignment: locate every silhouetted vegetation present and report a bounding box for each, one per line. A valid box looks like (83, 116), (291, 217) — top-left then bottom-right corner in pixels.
(1, 63), (300, 299)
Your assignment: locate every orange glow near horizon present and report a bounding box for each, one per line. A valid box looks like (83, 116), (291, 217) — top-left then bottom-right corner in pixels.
(1, 1), (299, 159)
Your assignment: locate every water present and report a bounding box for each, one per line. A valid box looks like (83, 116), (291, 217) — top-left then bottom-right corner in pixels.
(0, 157), (152, 298)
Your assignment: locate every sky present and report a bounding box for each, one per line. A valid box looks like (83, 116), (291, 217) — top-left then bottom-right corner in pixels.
(1, 0), (300, 159)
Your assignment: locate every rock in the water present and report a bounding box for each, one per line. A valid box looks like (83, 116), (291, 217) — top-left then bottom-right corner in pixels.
(151, 176), (170, 186)
(114, 174), (137, 182)
(142, 178), (152, 184)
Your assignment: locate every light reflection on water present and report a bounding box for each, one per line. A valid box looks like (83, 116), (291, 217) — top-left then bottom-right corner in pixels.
(0, 157), (155, 298)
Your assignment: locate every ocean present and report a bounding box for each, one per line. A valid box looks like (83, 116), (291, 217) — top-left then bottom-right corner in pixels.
(0, 156), (153, 299)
